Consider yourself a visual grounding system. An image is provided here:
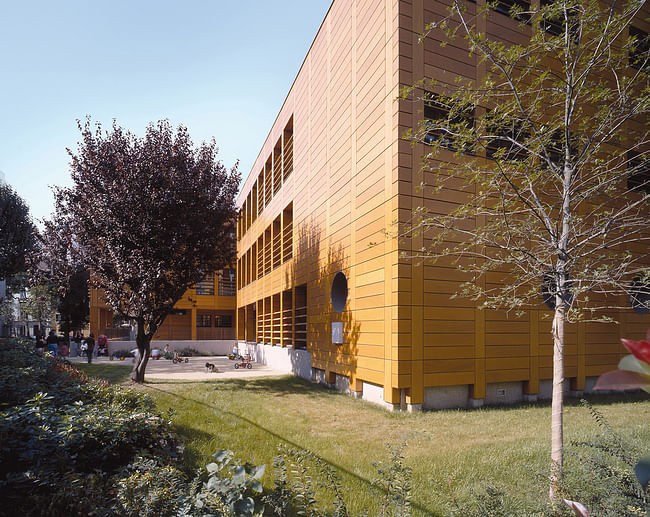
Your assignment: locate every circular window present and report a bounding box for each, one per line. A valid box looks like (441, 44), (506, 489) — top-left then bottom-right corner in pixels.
(630, 277), (650, 315)
(331, 271), (348, 313)
(541, 273), (573, 310)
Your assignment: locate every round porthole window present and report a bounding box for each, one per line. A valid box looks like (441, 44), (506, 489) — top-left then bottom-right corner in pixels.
(331, 271), (348, 313)
(541, 273), (573, 310)
(630, 277), (650, 315)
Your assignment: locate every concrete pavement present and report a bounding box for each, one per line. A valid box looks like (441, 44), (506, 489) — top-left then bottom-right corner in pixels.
(66, 354), (286, 381)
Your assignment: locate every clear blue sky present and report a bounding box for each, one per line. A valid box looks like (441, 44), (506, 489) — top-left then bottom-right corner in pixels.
(0, 1), (331, 225)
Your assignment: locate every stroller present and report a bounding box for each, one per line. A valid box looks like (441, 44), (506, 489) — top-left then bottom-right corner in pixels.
(97, 334), (108, 356)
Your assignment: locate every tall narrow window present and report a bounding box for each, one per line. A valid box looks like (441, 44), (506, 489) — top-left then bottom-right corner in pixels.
(218, 269), (236, 296)
(630, 26), (649, 71)
(294, 284), (307, 349)
(486, 117), (529, 161)
(252, 181), (258, 223)
(196, 273), (215, 296)
(283, 118), (293, 181)
(423, 93), (474, 151)
(272, 216), (282, 269)
(283, 203), (293, 263)
(257, 235), (264, 278)
(257, 170), (265, 212)
(628, 151), (650, 193)
(264, 226), (272, 276)
(273, 138), (282, 195)
(491, 0), (531, 24)
(541, 0), (579, 38)
(264, 159), (273, 206)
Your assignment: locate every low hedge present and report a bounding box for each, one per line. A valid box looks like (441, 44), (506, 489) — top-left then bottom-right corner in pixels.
(0, 339), (182, 516)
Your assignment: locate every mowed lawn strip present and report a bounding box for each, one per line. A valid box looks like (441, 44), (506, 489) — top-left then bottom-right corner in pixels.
(76, 362), (132, 384)
(134, 375), (650, 516)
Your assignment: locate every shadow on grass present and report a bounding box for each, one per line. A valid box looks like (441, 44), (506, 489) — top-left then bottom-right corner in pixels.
(144, 375), (354, 400)
(76, 363), (133, 384)
(144, 379), (438, 517)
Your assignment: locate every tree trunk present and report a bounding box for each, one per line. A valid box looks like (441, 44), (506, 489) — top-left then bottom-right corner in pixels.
(549, 301), (565, 500)
(131, 317), (151, 383)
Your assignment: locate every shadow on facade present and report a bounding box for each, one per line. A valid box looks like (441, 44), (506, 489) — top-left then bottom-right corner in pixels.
(287, 221), (360, 390)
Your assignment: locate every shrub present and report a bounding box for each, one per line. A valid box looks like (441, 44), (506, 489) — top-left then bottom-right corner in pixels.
(179, 347), (202, 357)
(117, 450), (265, 517)
(556, 400), (649, 517)
(112, 348), (134, 358)
(0, 339), (182, 516)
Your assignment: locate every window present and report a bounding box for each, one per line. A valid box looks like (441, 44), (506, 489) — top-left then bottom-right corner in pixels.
(423, 93), (474, 151)
(197, 314), (212, 327)
(627, 151), (650, 193)
(215, 315), (233, 328)
(195, 273), (215, 295)
(219, 269), (236, 296)
(541, 0), (579, 38)
(629, 26), (649, 71)
(630, 276), (650, 315)
(283, 120), (294, 181)
(486, 117), (530, 161)
(490, 0), (531, 24)
(543, 131), (579, 172)
(540, 273), (573, 310)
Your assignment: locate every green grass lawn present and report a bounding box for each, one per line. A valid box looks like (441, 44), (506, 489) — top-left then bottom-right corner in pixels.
(76, 362), (133, 384)
(128, 376), (650, 516)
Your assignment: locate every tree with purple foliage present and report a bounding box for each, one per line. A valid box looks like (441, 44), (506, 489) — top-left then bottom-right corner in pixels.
(50, 119), (239, 382)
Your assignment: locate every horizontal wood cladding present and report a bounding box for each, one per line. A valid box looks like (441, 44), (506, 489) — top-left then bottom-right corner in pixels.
(234, 0), (649, 404)
(236, 0), (402, 399)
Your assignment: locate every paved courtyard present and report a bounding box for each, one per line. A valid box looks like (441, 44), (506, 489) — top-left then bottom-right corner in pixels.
(67, 354), (286, 381)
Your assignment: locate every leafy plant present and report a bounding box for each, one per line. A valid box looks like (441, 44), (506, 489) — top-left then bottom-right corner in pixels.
(372, 443), (412, 517)
(179, 347), (202, 357)
(559, 401), (649, 517)
(0, 339), (182, 516)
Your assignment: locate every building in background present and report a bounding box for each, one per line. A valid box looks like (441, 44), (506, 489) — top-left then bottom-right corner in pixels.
(89, 268), (236, 354)
(235, 0), (650, 410)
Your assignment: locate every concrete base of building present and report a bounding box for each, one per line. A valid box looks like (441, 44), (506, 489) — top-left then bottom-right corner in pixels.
(248, 342), (605, 411)
(107, 339), (235, 356)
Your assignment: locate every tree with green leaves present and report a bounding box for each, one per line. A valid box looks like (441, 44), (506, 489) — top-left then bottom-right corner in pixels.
(403, 0), (649, 498)
(20, 284), (57, 334)
(0, 183), (36, 283)
(48, 119), (239, 382)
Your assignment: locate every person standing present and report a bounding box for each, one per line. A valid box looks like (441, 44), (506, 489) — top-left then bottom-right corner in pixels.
(46, 330), (58, 356)
(85, 333), (95, 364)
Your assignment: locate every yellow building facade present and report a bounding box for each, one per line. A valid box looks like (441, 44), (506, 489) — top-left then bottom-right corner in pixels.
(90, 269), (236, 345)
(236, 0), (650, 409)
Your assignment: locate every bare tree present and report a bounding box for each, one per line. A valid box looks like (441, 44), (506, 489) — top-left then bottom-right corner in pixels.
(403, 0), (649, 498)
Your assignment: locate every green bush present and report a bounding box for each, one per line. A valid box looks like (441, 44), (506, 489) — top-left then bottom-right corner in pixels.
(0, 339), (182, 516)
(117, 450), (265, 517)
(179, 347), (202, 357)
(111, 348), (135, 358)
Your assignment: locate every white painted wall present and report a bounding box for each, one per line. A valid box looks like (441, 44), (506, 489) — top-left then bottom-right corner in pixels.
(107, 340), (235, 356)
(244, 342), (312, 379)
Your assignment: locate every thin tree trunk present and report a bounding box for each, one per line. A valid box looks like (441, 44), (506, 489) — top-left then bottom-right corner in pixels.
(549, 302), (565, 500)
(131, 317), (151, 383)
